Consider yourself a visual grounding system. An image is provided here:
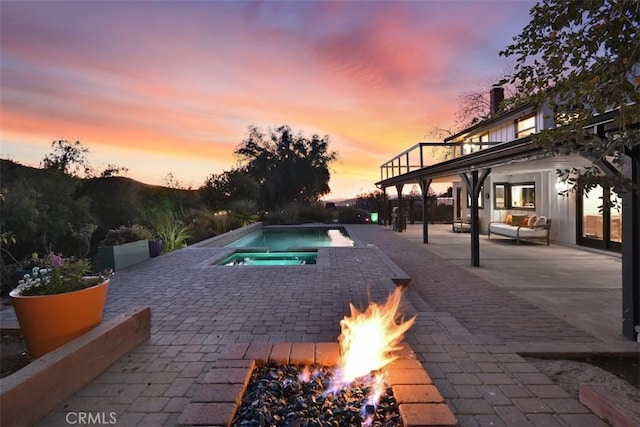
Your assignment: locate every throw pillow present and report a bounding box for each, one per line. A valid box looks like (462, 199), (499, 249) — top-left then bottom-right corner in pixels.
(505, 214), (513, 225)
(533, 216), (547, 227)
(512, 214), (527, 226)
(528, 215), (538, 227)
(521, 217), (529, 226)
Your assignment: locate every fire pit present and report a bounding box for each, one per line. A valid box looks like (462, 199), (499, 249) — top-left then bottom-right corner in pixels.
(179, 289), (457, 426)
(179, 342), (456, 426)
(233, 364), (401, 426)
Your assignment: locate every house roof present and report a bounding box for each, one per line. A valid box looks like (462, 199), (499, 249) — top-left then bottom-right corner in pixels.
(377, 106), (629, 189)
(444, 103), (536, 142)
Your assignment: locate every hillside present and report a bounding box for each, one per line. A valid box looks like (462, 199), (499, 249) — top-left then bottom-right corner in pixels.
(0, 158), (206, 258)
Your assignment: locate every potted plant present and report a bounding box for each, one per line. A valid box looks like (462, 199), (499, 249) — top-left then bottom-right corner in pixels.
(9, 258), (113, 358)
(16, 252), (63, 279)
(95, 224), (153, 270)
(148, 238), (163, 258)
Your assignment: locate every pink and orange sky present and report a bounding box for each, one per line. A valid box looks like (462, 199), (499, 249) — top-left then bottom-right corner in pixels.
(1, 0), (536, 199)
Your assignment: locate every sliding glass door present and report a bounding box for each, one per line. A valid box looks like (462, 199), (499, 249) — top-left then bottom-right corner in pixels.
(577, 184), (622, 252)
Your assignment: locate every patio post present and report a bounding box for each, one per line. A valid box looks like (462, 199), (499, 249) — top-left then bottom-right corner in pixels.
(461, 168), (491, 267)
(419, 178), (432, 243)
(622, 146), (639, 340)
(395, 184), (405, 232)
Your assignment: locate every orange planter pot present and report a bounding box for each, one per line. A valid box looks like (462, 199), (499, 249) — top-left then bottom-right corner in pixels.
(10, 280), (109, 358)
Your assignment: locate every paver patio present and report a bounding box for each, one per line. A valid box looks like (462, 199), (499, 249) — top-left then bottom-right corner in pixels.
(1, 223), (637, 426)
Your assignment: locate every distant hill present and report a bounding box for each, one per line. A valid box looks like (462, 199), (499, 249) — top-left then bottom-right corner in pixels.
(0, 158), (203, 229)
(321, 197), (357, 206)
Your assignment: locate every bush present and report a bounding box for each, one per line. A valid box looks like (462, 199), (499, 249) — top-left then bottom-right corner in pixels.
(337, 207), (370, 224)
(131, 224), (155, 240)
(262, 202), (333, 225)
(188, 210), (244, 242)
(298, 202), (334, 223)
(100, 225), (153, 246)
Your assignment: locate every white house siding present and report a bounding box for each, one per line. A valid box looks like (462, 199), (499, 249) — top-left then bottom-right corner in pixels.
(488, 122), (514, 143)
(448, 103), (585, 245)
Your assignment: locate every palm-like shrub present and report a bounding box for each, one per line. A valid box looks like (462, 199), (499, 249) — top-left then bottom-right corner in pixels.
(153, 215), (192, 254)
(229, 200), (259, 226)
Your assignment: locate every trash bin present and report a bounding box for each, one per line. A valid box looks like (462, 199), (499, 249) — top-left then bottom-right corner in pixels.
(392, 207), (398, 231)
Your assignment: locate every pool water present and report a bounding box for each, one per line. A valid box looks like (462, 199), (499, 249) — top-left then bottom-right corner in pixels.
(226, 227), (354, 251)
(219, 251), (317, 266)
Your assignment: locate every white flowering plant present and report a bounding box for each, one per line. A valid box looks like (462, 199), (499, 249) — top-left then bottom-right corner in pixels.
(13, 258), (113, 297)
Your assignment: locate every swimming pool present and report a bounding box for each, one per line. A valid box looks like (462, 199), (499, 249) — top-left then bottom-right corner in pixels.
(219, 251), (317, 266)
(225, 227), (354, 251)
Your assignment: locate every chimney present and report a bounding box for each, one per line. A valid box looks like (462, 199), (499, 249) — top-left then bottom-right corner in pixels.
(489, 86), (504, 114)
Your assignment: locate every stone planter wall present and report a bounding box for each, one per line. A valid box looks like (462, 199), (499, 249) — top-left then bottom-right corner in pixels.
(0, 307), (151, 427)
(96, 239), (150, 271)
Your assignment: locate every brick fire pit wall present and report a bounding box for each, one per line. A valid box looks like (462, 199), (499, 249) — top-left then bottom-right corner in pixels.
(179, 342), (457, 427)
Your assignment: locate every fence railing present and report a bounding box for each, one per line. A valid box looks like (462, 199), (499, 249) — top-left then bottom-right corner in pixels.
(379, 141), (501, 182)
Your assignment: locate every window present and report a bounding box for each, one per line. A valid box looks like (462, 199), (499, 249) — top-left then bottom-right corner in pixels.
(494, 184), (506, 209)
(511, 183), (535, 208)
(493, 182), (535, 210)
(466, 186), (484, 209)
(463, 133), (490, 155)
(516, 115), (536, 138)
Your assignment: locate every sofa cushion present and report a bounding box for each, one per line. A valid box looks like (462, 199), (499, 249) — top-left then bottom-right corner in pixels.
(534, 216), (547, 227)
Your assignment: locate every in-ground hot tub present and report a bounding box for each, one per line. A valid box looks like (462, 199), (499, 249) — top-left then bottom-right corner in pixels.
(218, 251), (317, 266)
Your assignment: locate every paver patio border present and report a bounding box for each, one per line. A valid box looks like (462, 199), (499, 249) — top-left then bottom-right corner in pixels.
(179, 341), (457, 427)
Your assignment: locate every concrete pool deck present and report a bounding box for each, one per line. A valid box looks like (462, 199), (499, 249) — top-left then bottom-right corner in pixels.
(1, 223), (638, 426)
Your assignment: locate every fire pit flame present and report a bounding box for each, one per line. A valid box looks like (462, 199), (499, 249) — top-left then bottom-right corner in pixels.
(336, 287), (415, 383)
(330, 287), (416, 421)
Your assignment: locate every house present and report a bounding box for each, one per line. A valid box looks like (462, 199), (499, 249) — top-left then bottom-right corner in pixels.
(375, 87), (639, 340)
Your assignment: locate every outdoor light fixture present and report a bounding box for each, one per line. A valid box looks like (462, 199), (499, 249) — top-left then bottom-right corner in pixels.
(555, 178), (569, 193)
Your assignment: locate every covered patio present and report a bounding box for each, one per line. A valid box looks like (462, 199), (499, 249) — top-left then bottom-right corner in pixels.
(376, 129), (639, 341)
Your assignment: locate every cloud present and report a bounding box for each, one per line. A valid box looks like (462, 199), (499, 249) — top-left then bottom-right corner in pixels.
(0, 0), (536, 198)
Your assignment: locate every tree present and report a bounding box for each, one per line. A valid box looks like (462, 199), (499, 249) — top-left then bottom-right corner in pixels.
(99, 164), (129, 178)
(161, 171), (193, 217)
(162, 171), (190, 191)
(42, 140), (91, 177)
(2, 170), (95, 257)
(199, 168), (260, 210)
(356, 190), (387, 214)
(234, 125), (338, 209)
(500, 0), (640, 194)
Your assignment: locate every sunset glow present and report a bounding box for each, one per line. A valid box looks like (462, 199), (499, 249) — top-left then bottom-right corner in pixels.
(0, 1), (536, 198)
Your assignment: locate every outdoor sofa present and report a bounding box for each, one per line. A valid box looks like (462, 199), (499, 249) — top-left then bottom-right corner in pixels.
(488, 214), (552, 245)
(452, 214), (472, 233)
